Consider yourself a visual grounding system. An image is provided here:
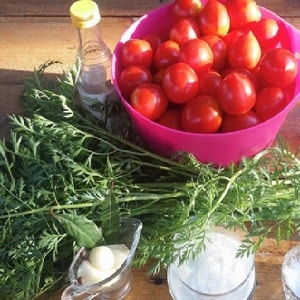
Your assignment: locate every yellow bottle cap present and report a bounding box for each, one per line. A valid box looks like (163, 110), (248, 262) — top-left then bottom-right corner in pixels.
(70, 0), (101, 29)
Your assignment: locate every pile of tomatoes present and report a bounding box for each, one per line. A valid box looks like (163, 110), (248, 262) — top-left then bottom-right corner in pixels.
(118, 0), (298, 133)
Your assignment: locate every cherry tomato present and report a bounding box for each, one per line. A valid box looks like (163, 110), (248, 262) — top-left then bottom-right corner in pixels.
(120, 39), (153, 68)
(222, 30), (244, 48)
(222, 67), (259, 91)
(169, 17), (200, 46)
(234, 68), (259, 91)
(250, 18), (280, 52)
(198, 0), (230, 37)
(171, 0), (202, 19)
(181, 95), (222, 133)
(228, 31), (261, 70)
(225, 0), (261, 31)
(255, 87), (287, 120)
(130, 83), (168, 120)
(156, 109), (182, 130)
(178, 38), (213, 73)
(197, 70), (222, 96)
(217, 71), (256, 115)
(118, 65), (152, 100)
(220, 67), (234, 78)
(142, 33), (163, 53)
(201, 35), (227, 70)
(153, 68), (166, 85)
(259, 48), (298, 88)
(162, 62), (199, 104)
(220, 110), (261, 132)
(153, 40), (180, 70)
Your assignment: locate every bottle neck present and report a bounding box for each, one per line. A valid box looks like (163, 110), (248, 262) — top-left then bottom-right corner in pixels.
(76, 24), (111, 66)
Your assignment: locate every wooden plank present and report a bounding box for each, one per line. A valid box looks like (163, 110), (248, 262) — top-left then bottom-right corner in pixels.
(0, 17), (133, 84)
(256, 0), (300, 17)
(0, 0), (173, 17)
(0, 84), (24, 115)
(279, 101), (300, 154)
(254, 239), (299, 300)
(0, 0), (299, 18)
(0, 84), (24, 138)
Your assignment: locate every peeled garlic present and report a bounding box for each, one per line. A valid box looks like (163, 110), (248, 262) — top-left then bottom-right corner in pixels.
(77, 260), (115, 285)
(77, 244), (130, 286)
(89, 245), (115, 271)
(107, 244), (130, 269)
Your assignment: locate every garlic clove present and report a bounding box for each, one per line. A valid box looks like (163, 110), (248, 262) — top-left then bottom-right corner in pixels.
(107, 244), (130, 269)
(89, 245), (115, 271)
(77, 260), (109, 285)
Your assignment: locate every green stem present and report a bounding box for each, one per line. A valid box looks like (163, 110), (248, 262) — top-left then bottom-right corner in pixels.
(0, 203), (98, 219)
(208, 168), (247, 218)
(118, 191), (185, 202)
(0, 191), (186, 219)
(73, 111), (203, 176)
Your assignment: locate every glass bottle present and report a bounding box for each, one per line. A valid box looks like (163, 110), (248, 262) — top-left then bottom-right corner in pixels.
(70, 0), (118, 130)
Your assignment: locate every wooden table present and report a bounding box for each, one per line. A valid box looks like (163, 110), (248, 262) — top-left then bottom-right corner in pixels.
(1, 0), (300, 299)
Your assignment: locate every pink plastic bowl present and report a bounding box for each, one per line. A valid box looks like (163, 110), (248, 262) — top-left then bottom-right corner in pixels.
(112, 2), (300, 166)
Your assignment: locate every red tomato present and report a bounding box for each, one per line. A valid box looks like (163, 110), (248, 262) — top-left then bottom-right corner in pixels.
(169, 17), (200, 46)
(201, 35), (227, 70)
(217, 71), (256, 114)
(171, 0), (202, 19)
(142, 33), (163, 53)
(156, 109), (182, 130)
(225, 0), (261, 31)
(222, 30), (244, 48)
(120, 39), (153, 68)
(181, 95), (222, 133)
(153, 40), (180, 70)
(162, 62), (199, 104)
(222, 68), (259, 91)
(220, 67), (234, 78)
(250, 18), (280, 52)
(197, 70), (222, 96)
(198, 0), (230, 37)
(259, 48), (298, 88)
(255, 87), (287, 120)
(153, 68), (166, 85)
(178, 38), (213, 73)
(220, 111), (261, 132)
(234, 68), (259, 91)
(118, 65), (152, 100)
(228, 31), (261, 69)
(130, 83), (168, 120)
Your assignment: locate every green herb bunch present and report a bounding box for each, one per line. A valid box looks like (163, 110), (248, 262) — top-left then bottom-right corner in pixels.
(0, 61), (299, 299)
